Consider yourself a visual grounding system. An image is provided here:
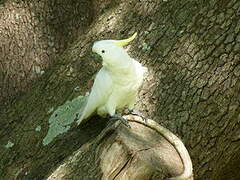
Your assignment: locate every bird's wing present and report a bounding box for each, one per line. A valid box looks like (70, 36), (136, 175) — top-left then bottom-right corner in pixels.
(77, 68), (112, 125)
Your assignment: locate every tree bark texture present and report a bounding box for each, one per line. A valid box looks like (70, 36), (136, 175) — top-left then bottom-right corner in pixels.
(0, 0), (240, 180)
(0, 0), (93, 107)
(46, 116), (190, 180)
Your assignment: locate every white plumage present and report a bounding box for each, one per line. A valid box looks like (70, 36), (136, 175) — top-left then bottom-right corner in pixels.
(77, 33), (147, 125)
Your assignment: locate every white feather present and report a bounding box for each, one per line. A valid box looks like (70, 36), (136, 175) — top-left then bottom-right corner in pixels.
(77, 36), (147, 125)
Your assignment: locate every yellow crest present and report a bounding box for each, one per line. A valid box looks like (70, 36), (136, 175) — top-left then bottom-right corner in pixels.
(114, 32), (137, 46)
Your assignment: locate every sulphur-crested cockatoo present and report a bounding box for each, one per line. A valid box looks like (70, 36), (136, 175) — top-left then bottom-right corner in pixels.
(77, 33), (147, 126)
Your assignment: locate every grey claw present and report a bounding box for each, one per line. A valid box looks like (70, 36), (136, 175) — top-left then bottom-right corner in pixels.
(128, 109), (147, 123)
(110, 114), (131, 128)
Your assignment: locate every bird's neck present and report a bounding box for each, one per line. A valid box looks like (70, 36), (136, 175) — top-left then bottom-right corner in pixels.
(105, 59), (134, 76)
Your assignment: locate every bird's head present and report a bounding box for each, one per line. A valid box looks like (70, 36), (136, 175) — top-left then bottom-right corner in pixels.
(92, 33), (137, 67)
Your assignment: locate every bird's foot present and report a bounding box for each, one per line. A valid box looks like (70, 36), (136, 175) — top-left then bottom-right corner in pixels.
(110, 114), (131, 128)
(128, 109), (147, 123)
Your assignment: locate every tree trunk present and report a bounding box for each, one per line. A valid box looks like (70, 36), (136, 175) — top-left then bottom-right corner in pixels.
(0, 0), (240, 180)
(0, 0), (93, 107)
(46, 116), (192, 180)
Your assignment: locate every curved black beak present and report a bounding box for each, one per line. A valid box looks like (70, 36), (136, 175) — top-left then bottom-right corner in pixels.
(91, 53), (102, 63)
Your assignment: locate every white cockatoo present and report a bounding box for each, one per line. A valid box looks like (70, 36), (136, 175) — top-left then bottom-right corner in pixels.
(77, 33), (147, 126)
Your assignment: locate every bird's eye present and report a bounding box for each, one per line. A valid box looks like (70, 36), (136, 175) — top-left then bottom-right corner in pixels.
(101, 50), (105, 53)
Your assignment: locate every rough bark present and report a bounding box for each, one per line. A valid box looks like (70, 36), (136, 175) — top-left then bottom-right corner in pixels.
(46, 116), (191, 180)
(0, 0), (240, 180)
(0, 0), (93, 107)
